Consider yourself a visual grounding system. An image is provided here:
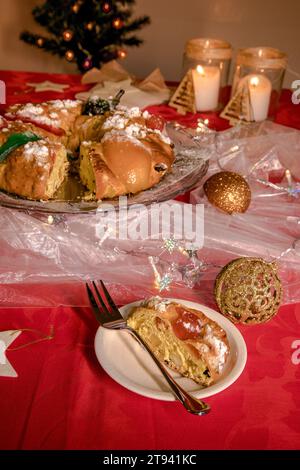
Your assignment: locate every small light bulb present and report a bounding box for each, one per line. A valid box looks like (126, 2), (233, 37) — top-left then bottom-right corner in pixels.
(113, 18), (123, 29)
(63, 30), (73, 41)
(85, 22), (94, 31)
(36, 37), (44, 47)
(65, 50), (75, 61)
(82, 57), (92, 70)
(118, 49), (127, 59)
(72, 3), (80, 13)
(102, 2), (111, 13)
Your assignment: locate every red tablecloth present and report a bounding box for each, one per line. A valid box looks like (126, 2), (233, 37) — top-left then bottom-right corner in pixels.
(0, 70), (300, 450)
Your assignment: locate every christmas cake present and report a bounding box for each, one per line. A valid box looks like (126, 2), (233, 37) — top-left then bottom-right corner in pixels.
(0, 99), (174, 201)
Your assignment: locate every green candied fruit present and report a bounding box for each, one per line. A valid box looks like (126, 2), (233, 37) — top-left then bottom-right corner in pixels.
(82, 90), (125, 116)
(82, 97), (111, 116)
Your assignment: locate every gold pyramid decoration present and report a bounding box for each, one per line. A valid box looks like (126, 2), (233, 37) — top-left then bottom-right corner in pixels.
(169, 70), (196, 115)
(220, 82), (254, 125)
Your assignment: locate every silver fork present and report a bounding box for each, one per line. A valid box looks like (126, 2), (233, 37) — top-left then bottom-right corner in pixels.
(87, 280), (210, 416)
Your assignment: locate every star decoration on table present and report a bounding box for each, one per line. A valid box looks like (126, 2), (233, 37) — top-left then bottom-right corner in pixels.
(158, 273), (173, 291)
(149, 240), (212, 292)
(27, 81), (70, 93)
(0, 330), (22, 377)
(163, 237), (179, 254)
(149, 256), (171, 291)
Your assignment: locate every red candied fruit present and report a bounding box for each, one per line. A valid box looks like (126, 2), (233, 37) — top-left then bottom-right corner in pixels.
(146, 114), (166, 132)
(0, 117), (7, 130)
(4, 115), (65, 136)
(171, 307), (202, 341)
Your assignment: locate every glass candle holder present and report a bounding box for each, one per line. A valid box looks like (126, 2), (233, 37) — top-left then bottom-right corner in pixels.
(183, 38), (232, 112)
(232, 47), (287, 119)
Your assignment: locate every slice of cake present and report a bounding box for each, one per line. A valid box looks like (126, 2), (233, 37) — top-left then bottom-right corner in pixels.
(79, 133), (174, 199)
(0, 138), (68, 200)
(127, 298), (230, 386)
(0, 120), (69, 200)
(79, 141), (125, 199)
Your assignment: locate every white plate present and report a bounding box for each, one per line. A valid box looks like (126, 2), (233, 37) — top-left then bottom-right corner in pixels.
(94, 299), (247, 401)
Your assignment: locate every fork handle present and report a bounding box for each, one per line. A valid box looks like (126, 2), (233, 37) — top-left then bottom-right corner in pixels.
(127, 327), (210, 415)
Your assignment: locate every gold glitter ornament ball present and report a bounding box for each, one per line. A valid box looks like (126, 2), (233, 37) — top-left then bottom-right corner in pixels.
(204, 171), (251, 214)
(214, 257), (282, 324)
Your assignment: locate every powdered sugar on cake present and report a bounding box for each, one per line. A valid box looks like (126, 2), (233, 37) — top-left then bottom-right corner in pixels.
(125, 123), (147, 139)
(6, 103), (61, 128)
(102, 105), (142, 130)
(23, 140), (50, 166)
(145, 296), (171, 313)
(49, 99), (81, 109)
(200, 324), (229, 373)
(102, 113), (128, 130)
(5, 100), (81, 129)
(102, 105), (171, 145)
(102, 128), (150, 152)
(127, 107), (141, 118)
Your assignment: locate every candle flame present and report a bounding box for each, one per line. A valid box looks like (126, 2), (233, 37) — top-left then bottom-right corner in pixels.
(258, 49), (263, 57)
(250, 76), (259, 87)
(196, 65), (205, 76)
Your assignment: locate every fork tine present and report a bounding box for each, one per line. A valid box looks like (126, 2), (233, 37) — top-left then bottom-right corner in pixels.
(99, 280), (119, 312)
(86, 283), (104, 323)
(92, 281), (113, 316)
(86, 282), (111, 323)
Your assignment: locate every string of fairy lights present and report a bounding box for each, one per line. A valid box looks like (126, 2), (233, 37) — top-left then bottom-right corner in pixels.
(35, 1), (128, 70)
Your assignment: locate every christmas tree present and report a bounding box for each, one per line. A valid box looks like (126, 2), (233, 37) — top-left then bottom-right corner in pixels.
(20, 0), (150, 72)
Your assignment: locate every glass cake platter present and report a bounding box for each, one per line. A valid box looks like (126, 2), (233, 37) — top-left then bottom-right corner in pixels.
(0, 124), (212, 214)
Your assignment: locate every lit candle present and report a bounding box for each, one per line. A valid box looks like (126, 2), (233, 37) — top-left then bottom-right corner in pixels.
(192, 65), (221, 112)
(246, 74), (272, 121)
